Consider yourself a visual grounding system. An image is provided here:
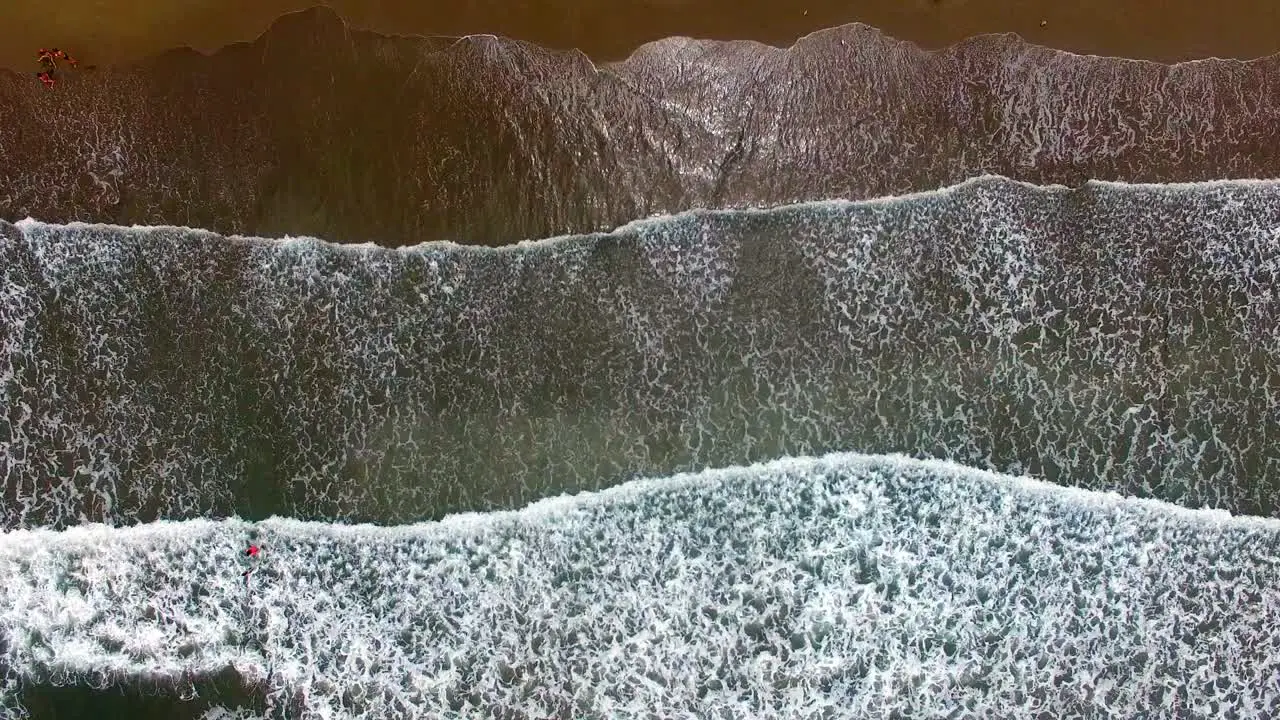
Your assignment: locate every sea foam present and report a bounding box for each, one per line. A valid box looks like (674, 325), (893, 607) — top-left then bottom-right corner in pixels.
(3, 176), (1278, 531)
(1, 452), (1277, 719)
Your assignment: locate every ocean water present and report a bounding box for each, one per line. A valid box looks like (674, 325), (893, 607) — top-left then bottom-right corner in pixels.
(1, 453), (1277, 719)
(2, 176), (1278, 534)
(1, 175), (1279, 717)
(4, 8), (1280, 717)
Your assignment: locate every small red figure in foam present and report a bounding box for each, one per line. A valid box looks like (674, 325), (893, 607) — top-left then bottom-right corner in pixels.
(242, 544), (262, 585)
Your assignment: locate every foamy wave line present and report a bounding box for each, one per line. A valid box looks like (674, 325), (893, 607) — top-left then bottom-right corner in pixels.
(2, 453), (1277, 719)
(14, 174), (1280, 251)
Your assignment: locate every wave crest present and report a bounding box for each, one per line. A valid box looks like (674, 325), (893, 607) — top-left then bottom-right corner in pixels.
(2, 452), (1277, 719)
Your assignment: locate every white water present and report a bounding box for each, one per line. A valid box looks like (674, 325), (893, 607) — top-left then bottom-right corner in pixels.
(2, 452), (1277, 719)
(7, 175), (1280, 534)
(3, 176), (1280, 716)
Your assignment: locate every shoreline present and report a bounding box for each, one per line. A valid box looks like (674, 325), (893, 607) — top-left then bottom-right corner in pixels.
(5, 0), (1280, 73)
(4, 5), (1280, 249)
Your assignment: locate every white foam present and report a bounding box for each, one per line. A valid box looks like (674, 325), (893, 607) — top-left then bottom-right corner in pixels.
(1, 452), (1276, 719)
(5, 174), (1279, 535)
(15, 175), (1280, 252)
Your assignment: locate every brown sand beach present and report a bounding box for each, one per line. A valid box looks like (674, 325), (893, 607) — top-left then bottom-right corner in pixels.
(4, 0), (1280, 72)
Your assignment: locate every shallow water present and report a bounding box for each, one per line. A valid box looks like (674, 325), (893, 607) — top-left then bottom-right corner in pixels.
(3, 176), (1278, 533)
(3, 12), (1280, 717)
(3, 452), (1277, 719)
(4, 8), (1280, 246)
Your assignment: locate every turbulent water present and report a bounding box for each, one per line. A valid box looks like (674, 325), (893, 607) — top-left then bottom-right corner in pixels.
(2, 176), (1279, 536)
(2, 453), (1278, 720)
(2, 175), (1279, 717)
(3, 9), (1280, 719)
(4, 6), (1280, 246)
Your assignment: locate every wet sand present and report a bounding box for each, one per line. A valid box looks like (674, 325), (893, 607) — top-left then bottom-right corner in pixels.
(4, 0), (1280, 73)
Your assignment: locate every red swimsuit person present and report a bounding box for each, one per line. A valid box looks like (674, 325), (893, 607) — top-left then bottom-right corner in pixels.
(243, 544), (262, 585)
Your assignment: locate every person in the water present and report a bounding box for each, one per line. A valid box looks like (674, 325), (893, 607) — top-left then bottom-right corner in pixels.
(242, 543), (262, 585)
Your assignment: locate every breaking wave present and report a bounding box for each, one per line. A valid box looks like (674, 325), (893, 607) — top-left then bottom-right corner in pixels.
(2, 452), (1277, 719)
(3, 176), (1279, 532)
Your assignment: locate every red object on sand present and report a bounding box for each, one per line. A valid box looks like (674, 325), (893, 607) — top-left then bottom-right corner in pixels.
(36, 71), (55, 88)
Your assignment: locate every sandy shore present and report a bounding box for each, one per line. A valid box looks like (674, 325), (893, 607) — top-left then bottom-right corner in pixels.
(5, 0), (1280, 72)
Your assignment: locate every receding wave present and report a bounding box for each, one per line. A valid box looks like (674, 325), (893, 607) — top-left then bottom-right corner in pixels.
(2, 176), (1277, 531)
(2, 452), (1277, 719)
(3, 6), (1280, 246)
